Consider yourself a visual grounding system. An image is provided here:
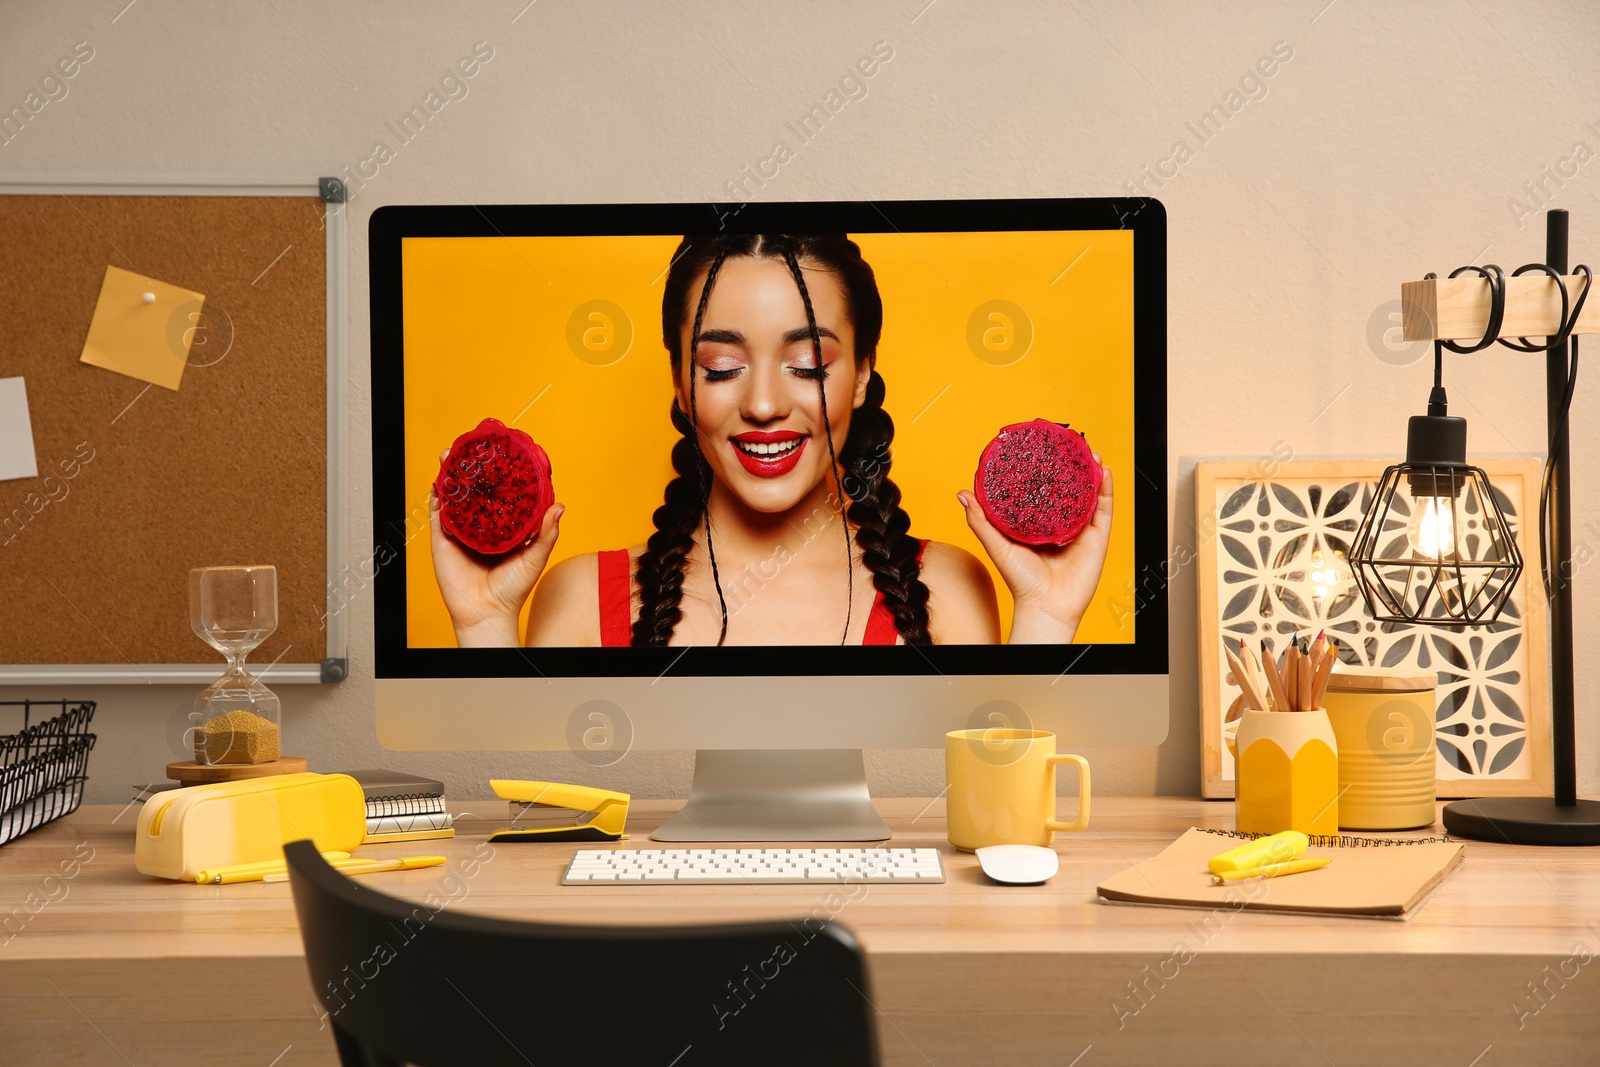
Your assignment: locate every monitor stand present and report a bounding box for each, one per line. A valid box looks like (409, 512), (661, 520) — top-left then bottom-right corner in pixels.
(651, 749), (892, 842)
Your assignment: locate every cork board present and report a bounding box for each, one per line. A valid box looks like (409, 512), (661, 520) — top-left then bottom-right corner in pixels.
(0, 192), (329, 668)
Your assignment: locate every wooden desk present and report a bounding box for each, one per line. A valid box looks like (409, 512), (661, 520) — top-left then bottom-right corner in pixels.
(1, 798), (1596, 1066)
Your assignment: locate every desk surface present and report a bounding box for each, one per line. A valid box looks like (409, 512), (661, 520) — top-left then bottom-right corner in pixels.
(3, 797), (1598, 1066)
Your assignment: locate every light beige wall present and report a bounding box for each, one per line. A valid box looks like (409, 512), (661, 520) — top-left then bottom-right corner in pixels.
(3, 1), (1597, 803)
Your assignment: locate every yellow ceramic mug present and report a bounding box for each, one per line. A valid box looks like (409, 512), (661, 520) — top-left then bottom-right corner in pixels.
(945, 729), (1091, 851)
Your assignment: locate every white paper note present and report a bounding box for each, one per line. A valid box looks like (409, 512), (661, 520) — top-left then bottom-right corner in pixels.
(0, 377), (40, 482)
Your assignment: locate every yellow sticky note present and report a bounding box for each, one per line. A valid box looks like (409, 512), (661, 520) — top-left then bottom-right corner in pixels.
(79, 265), (206, 391)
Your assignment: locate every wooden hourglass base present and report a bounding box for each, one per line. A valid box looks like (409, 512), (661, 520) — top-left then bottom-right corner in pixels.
(167, 757), (308, 784)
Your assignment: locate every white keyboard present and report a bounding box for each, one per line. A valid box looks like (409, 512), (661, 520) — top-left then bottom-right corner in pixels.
(563, 847), (945, 885)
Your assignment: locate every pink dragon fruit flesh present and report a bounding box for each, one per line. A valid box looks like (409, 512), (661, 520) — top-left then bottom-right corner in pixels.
(974, 419), (1102, 546)
(434, 417), (554, 555)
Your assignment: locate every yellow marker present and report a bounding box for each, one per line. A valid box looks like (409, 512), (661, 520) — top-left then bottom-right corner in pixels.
(196, 851), (352, 885)
(1211, 856), (1331, 883)
(1207, 830), (1308, 875)
(261, 854), (447, 884)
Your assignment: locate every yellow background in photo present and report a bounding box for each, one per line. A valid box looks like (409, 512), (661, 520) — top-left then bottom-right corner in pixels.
(401, 230), (1136, 647)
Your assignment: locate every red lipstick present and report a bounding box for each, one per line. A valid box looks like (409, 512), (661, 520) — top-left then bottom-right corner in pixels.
(731, 430), (807, 478)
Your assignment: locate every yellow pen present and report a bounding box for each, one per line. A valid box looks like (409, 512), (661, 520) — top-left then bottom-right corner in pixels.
(201, 853), (387, 885)
(1211, 856), (1331, 883)
(196, 852), (353, 885)
(261, 854), (447, 884)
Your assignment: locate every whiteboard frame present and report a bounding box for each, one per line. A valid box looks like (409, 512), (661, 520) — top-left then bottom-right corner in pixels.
(0, 178), (348, 685)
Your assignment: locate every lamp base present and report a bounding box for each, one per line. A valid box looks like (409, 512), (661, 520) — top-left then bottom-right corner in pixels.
(1441, 797), (1600, 846)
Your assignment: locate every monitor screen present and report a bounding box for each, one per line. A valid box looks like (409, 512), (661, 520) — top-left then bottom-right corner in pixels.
(371, 199), (1166, 684)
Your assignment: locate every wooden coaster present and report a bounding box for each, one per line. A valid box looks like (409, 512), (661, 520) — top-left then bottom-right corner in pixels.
(166, 756), (308, 784)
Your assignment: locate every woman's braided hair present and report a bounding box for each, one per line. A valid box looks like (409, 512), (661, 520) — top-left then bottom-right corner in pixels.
(630, 233), (932, 646)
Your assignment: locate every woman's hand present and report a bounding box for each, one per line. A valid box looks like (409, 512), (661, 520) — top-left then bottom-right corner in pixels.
(958, 459), (1113, 644)
(430, 449), (564, 647)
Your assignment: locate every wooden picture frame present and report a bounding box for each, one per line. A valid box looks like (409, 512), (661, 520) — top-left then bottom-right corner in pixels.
(1197, 459), (1552, 799)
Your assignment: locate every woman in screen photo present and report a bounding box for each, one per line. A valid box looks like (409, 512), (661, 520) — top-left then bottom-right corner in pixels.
(428, 233), (1114, 647)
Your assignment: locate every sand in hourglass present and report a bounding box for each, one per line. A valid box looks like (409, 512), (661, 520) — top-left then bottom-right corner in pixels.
(196, 708), (280, 763)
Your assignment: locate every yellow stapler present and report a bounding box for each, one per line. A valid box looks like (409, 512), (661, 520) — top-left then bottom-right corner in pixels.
(487, 780), (630, 843)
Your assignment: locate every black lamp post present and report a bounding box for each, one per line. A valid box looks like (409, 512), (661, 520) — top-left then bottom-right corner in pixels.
(1354, 210), (1600, 846)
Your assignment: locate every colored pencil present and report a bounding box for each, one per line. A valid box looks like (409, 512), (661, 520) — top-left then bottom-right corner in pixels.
(1241, 643), (1267, 710)
(1286, 639), (1299, 713)
(1298, 638), (1313, 712)
(1260, 639), (1290, 711)
(1311, 635), (1339, 709)
(1240, 639), (1267, 704)
(1225, 643), (1267, 711)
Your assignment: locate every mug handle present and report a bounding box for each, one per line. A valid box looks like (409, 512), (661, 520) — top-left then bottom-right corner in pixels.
(1044, 754), (1091, 833)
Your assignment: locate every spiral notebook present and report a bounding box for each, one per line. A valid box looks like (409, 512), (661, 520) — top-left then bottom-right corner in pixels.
(343, 769), (446, 817)
(1096, 828), (1464, 919)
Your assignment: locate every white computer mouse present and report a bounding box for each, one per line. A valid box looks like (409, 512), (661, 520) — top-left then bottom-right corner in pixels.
(975, 844), (1059, 885)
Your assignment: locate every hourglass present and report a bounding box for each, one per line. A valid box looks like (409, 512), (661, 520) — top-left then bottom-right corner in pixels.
(189, 566), (282, 766)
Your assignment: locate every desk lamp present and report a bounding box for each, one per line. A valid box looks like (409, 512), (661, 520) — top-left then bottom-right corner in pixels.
(1348, 348), (1522, 626)
(1353, 209), (1600, 845)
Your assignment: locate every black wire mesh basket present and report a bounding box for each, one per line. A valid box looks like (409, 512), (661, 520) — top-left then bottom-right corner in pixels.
(0, 700), (97, 847)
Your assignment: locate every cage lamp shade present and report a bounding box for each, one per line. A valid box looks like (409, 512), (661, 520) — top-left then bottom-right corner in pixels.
(1349, 413), (1523, 626)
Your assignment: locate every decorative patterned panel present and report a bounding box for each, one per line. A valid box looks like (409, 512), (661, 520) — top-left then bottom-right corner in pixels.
(1196, 460), (1551, 800)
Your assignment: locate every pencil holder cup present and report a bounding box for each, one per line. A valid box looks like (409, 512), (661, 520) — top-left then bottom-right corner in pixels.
(1323, 668), (1437, 830)
(1234, 709), (1339, 836)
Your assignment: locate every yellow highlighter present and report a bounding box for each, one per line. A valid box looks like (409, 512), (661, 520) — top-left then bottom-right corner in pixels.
(1207, 830), (1308, 875)
(1211, 857), (1331, 883)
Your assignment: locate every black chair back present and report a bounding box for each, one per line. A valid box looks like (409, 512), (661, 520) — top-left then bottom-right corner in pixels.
(284, 840), (880, 1067)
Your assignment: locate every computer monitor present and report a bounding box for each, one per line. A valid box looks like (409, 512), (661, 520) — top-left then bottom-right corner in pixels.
(370, 198), (1168, 840)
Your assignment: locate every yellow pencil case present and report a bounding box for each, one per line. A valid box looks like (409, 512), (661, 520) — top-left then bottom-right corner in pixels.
(135, 772), (366, 882)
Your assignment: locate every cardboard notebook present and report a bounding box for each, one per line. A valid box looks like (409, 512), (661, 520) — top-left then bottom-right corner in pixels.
(1097, 828), (1464, 919)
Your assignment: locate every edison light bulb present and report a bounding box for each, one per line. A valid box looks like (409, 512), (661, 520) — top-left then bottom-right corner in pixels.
(1407, 497), (1457, 559)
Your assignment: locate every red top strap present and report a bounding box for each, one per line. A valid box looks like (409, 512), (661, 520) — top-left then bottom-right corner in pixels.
(597, 539), (929, 647)
(596, 549), (633, 648)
